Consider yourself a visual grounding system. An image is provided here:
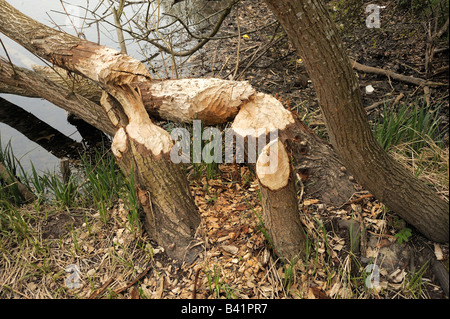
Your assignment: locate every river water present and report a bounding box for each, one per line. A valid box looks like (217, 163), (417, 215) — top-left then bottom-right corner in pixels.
(1, 0), (140, 173)
(0, 0), (220, 174)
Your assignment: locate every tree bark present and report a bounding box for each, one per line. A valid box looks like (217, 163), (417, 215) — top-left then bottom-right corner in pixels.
(0, 0), (202, 262)
(264, 0), (449, 243)
(230, 93), (355, 259)
(0, 0), (365, 263)
(0, 97), (83, 159)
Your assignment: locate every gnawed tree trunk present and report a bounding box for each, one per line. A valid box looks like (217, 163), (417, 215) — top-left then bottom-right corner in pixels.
(101, 89), (202, 263)
(230, 93), (356, 259)
(0, 0), (356, 262)
(0, 0), (201, 263)
(264, 0), (449, 243)
(5, 63), (356, 206)
(231, 93), (307, 259)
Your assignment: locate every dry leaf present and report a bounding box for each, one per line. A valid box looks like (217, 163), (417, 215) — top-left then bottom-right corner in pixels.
(328, 282), (341, 297)
(304, 199), (320, 206)
(389, 269), (407, 283)
(307, 288), (316, 299)
(309, 287), (330, 299)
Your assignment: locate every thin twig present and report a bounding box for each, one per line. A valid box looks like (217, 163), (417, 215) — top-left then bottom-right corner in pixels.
(344, 194), (374, 205)
(0, 39), (16, 76)
(146, 0), (240, 57)
(112, 6), (127, 54)
(191, 268), (201, 299)
(232, 3), (241, 80)
(114, 264), (152, 295)
(88, 277), (114, 299)
(364, 93), (404, 113)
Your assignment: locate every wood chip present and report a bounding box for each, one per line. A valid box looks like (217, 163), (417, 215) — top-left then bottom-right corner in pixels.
(222, 245), (239, 255)
(434, 243), (444, 261)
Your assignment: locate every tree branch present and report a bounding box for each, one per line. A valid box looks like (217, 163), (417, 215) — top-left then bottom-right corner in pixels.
(350, 59), (447, 87)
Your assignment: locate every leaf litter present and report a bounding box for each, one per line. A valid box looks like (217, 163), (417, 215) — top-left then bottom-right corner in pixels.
(1, 0), (449, 299)
(1, 163), (447, 299)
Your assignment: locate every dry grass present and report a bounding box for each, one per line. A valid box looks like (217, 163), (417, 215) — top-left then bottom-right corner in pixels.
(1, 160), (447, 299)
(390, 141), (449, 195)
(1, 0), (448, 301)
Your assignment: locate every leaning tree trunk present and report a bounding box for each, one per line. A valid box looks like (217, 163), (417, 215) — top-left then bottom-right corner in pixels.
(264, 0), (449, 243)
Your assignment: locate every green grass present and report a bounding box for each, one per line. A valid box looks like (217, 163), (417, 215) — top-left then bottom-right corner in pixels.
(0, 139), (32, 206)
(79, 147), (126, 223)
(204, 265), (238, 299)
(405, 260), (430, 298)
(372, 99), (443, 153)
(371, 98), (448, 189)
(0, 201), (31, 242)
(0, 141), (143, 237)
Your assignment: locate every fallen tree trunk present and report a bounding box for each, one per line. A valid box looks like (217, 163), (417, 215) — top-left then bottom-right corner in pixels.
(30, 65), (257, 125)
(0, 97), (83, 159)
(0, 0), (202, 263)
(0, 0), (356, 262)
(0, 59), (115, 136)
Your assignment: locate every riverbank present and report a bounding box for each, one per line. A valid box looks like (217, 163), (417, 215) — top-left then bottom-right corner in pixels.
(1, 0), (448, 299)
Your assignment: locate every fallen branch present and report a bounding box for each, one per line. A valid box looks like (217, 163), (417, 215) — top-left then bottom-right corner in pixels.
(345, 194), (374, 205)
(0, 162), (36, 203)
(114, 264), (152, 295)
(364, 93), (404, 113)
(88, 278), (114, 299)
(350, 60), (447, 87)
